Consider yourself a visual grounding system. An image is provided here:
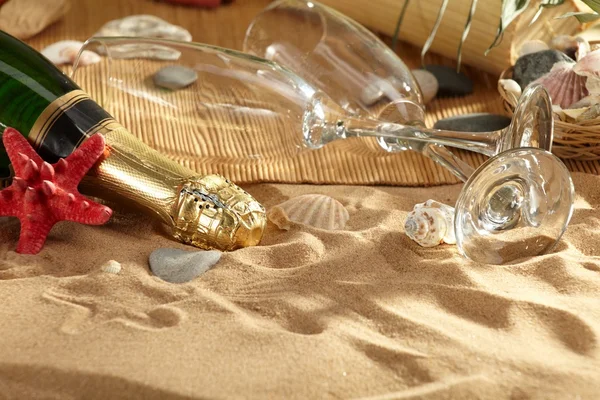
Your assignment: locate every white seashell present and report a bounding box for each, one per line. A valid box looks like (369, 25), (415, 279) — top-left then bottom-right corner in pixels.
(533, 62), (588, 108)
(41, 41), (101, 66)
(499, 79), (522, 105)
(93, 15), (192, 60)
(411, 69), (438, 104)
(573, 49), (600, 95)
(101, 260), (121, 274)
(267, 194), (349, 231)
(518, 40), (549, 57)
(404, 200), (456, 248)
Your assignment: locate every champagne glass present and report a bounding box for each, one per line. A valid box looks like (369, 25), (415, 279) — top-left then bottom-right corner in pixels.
(72, 37), (574, 264)
(243, 0), (553, 181)
(242, 0), (574, 263)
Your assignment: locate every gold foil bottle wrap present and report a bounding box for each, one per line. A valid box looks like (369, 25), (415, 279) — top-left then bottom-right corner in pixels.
(28, 90), (267, 250)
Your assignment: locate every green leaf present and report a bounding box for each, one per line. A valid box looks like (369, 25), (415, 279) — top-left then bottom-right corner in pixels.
(556, 11), (600, 22)
(457, 0), (478, 72)
(486, 0), (531, 55)
(391, 0), (411, 51)
(580, 0), (600, 13)
(421, 0), (449, 66)
(529, 0), (564, 26)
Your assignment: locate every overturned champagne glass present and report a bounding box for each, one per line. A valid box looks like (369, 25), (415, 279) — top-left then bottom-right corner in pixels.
(242, 0), (574, 263)
(243, 0), (553, 179)
(73, 37), (574, 264)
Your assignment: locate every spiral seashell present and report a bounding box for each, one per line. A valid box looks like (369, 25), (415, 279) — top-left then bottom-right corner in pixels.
(101, 260), (122, 274)
(518, 40), (549, 57)
(404, 200), (456, 247)
(267, 194), (349, 231)
(41, 40), (101, 66)
(533, 62), (588, 108)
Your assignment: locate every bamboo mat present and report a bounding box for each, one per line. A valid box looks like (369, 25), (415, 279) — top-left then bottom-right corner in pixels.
(24, 0), (600, 186)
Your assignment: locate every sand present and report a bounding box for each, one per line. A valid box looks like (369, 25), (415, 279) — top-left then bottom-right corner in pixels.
(0, 172), (598, 399)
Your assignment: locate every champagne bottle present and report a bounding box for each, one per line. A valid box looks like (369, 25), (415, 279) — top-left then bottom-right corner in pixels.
(0, 30), (266, 250)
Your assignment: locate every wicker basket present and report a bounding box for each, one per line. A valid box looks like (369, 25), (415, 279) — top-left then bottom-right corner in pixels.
(498, 67), (600, 161)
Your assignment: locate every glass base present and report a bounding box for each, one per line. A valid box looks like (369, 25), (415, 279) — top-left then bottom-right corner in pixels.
(454, 148), (574, 264)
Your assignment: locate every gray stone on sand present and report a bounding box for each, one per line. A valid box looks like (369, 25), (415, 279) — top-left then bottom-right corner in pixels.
(512, 49), (574, 89)
(433, 113), (511, 133)
(153, 65), (198, 90)
(423, 65), (473, 97)
(149, 248), (221, 283)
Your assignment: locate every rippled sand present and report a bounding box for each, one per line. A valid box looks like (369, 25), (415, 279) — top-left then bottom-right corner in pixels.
(0, 173), (599, 399)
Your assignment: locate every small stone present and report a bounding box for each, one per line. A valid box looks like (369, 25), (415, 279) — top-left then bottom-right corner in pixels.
(433, 113), (511, 133)
(512, 49), (574, 89)
(153, 66), (198, 90)
(411, 69), (438, 104)
(423, 65), (473, 97)
(149, 248), (221, 284)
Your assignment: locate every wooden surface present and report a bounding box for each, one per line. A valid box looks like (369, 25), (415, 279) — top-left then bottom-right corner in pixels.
(24, 0), (600, 185)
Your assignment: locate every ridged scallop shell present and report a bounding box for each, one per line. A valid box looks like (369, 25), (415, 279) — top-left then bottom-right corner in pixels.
(101, 260), (121, 274)
(533, 62), (588, 108)
(518, 40), (549, 57)
(267, 194), (349, 230)
(41, 41), (101, 66)
(404, 200), (456, 247)
(573, 49), (600, 95)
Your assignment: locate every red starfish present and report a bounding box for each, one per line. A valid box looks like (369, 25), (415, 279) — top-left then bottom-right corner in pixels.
(0, 128), (113, 254)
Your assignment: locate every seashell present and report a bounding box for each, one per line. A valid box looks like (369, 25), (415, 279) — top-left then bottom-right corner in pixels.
(93, 15), (192, 60)
(0, 0), (71, 40)
(404, 200), (455, 248)
(568, 95), (600, 109)
(573, 49), (600, 95)
(101, 260), (122, 274)
(41, 40), (101, 66)
(267, 194), (349, 231)
(499, 79), (522, 105)
(94, 15), (192, 41)
(411, 69), (438, 104)
(533, 61), (588, 108)
(550, 35), (590, 61)
(555, 106), (587, 122)
(577, 103), (600, 122)
(518, 40), (549, 57)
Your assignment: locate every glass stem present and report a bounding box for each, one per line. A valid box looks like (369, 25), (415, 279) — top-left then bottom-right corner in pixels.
(421, 144), (474, 182)
(342, 117), (503, 157)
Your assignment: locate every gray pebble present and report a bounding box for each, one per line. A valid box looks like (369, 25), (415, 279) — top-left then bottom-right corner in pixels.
(411, 69), (438, 104)
(513, 49), (574, 89)
(149, 248), (221, 283)
(423, 65), (473, 97)
(433, 113), (511, 132)
(153, 65), (198, 90)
